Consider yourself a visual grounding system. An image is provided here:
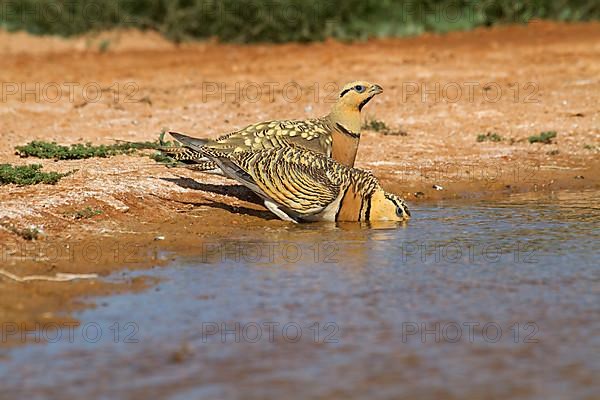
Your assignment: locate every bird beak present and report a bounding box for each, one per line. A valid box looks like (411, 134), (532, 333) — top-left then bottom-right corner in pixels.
(369, 84), (383, 94)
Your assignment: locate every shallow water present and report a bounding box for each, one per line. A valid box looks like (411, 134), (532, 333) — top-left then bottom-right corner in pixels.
(1, 190), (599, 399)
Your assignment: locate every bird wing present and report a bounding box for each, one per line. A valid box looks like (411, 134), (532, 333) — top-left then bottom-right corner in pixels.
(169, 117), (333, 157)
(203, 147), (342, 219)
(205, 118), (333, 155)
(167, 118), (335, 178)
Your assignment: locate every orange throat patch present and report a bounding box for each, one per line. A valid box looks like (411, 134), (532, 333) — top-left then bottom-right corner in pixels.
(331, 128), (360, 167)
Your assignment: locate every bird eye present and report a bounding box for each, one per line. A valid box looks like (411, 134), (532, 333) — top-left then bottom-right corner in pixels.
(354, 85), (365, 93)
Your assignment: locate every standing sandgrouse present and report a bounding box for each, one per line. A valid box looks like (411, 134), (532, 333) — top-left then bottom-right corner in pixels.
(162, 81), (383, 172)
(199, 146), (410, 223)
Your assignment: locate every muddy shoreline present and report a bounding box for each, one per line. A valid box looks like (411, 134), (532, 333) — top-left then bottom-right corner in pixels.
(1, 21), (599, 345)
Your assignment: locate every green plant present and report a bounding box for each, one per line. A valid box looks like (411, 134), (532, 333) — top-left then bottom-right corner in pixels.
(157, 131), (178, 147)
(14, 132), (180, 167)
(17, 227), (41, 240)
(0, 223), (42, 240)
(149, 151), (179, 166)
(477, 132), (503, 142)
(362, 117), (407, 136)
(0, 164), (74, 185)
(528, 131), (557, 144)
(68, 207), (104, 220)
(363, 118), (388, 132)
(15, 140), (160, 160)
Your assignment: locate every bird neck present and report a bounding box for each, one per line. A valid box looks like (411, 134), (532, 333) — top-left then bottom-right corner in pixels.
(331, 128), (359, 167)
(335, 184), (361, 222)
(334, 172), (380, 221)
(329, 102), (362, 134)
(328, 103), (362, 167)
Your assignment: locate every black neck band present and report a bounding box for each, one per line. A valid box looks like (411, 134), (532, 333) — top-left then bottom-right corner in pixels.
(336, 123), (360, 138)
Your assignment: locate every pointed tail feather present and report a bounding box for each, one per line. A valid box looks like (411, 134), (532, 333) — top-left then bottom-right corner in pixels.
(159, 140), (223, 173)
(159, 146), (218, 169)
(169, 131), (209, 151)
(181, 161), (219, 172)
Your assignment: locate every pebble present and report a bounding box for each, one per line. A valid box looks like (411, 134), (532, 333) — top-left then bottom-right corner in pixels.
(432, 185), (444, 190)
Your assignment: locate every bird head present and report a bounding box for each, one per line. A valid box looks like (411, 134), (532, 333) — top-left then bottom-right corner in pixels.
(336, 81), (383, 112)
(329, 81), (383, 132)
(368, 190), (411, 221)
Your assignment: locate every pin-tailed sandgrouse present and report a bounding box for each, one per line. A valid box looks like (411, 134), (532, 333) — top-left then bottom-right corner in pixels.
(162, 81), (383, 172)
(199, 146), (410, 223)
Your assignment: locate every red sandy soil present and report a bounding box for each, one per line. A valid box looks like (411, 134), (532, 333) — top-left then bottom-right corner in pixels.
(0, 21), (599, 339)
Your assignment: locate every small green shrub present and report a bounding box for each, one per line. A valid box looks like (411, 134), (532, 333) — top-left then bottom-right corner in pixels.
(68, 207), (104, 220)
(477, 132), (503, 142)
(0, 223), (42, 241)
(362, 117), (407, 136)
(15, 140), (160, 160)
(14, 132), (180, 167)
(0, 164), (74, 185)
(529, 131), (557, 144)
(149, 151), (179, 166)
